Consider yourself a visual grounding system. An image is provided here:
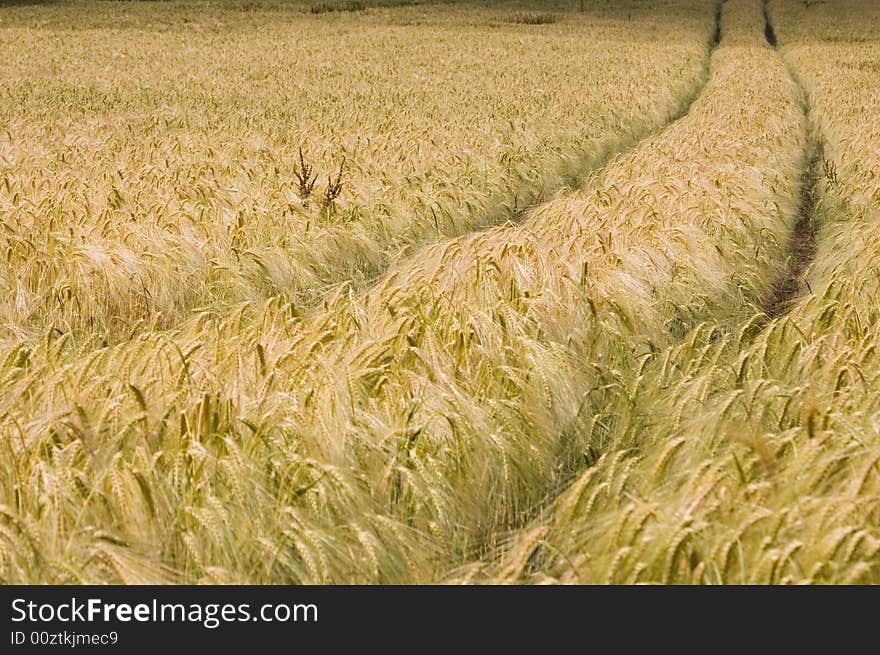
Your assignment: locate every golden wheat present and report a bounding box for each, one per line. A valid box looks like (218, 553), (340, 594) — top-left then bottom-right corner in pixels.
(0, 0), (712, 344)
(452, 0), (880, 586)
(0, 0), (807, 583)
(1, 0), (877, 585)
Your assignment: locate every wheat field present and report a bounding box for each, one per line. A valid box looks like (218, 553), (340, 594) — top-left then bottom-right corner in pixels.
(0, 0), (877, 584)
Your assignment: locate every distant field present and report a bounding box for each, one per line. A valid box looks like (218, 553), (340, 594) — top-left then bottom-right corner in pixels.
(0, 0), (710, 341)
(0, 0), (878, 584)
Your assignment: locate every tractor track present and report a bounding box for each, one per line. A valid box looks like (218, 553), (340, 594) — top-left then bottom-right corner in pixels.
(763, 142), (820, 319)
(445, 1), (827, 579)
(507, 4), (723, 226)
(360, 4), (724, 292)
(449, 1), (726, 567)
(762, 0), (821, 320)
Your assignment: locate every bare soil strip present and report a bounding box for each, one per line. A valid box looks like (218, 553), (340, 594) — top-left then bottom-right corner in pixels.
(763, 2), (820, 320)
(763, 145), (820, 318)
(764, 4), (778, 46)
